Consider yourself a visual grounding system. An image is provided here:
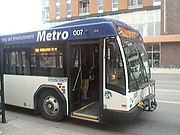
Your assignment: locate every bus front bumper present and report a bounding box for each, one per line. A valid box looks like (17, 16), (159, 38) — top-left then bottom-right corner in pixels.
(138, 94), (157, 112)
(102, 105), (142, 121)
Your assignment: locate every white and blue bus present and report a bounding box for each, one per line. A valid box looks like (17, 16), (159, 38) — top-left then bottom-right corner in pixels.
(0, 18), (157, 122)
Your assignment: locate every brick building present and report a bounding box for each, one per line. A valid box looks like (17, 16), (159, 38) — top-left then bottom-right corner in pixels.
(42, 0), (180, 68)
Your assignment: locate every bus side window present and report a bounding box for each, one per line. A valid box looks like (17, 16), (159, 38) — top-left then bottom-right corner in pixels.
(22, 51), (30, 75)
(10, 52), (16, 74)
(4, 50), (30, 75)
(30, 47), (65, 77)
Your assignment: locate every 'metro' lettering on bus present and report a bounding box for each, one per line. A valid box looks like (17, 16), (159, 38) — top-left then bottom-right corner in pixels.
(37, 30), (69, 42)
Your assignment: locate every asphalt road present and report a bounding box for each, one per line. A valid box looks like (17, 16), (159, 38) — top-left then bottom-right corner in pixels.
(0, 73), (180, 135)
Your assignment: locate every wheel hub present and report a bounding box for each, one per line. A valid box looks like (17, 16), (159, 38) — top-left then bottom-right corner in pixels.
(43, 96), (59, 116)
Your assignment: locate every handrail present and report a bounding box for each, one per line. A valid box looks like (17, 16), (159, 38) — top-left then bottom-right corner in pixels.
(72, 67), (81, 91)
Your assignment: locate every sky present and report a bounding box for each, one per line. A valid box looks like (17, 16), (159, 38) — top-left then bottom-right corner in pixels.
(0, 0), (44, 34)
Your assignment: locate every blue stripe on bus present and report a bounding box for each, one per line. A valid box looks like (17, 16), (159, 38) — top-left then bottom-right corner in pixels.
(0, 19), (118, 45)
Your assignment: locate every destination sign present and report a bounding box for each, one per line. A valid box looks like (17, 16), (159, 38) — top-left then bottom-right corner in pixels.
(117, 27), (139, 39)
(34, 48), (58, 53)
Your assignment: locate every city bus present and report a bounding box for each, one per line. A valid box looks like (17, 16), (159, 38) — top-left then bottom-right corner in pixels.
(0, 18), (157, 122)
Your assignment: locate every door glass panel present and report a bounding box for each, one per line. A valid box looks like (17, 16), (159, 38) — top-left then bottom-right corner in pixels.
(70, 46), (81, 105)
(105, 38), (126, 95)
(70, 47), (81, 90)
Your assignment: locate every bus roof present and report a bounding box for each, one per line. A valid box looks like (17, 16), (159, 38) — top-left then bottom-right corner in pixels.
(0, 18), (140, 45)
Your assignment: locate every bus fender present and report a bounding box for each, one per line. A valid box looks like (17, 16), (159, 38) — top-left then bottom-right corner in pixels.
(34, 84), (67, 115)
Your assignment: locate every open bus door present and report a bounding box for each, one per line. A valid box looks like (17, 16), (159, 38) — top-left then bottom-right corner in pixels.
(0, 40), (6, 123)
(68, 41), (103, 123)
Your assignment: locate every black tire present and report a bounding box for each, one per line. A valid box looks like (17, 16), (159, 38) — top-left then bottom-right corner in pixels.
(38, 90), (66, 121)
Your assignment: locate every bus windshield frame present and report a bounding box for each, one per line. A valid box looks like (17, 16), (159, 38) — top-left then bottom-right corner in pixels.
(113, 22), (151, 92)
(121, 37), (150, 92)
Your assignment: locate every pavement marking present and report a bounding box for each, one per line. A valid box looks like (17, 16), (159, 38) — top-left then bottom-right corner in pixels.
(157, 100), (180, 105)
(156, 89), (180, 93)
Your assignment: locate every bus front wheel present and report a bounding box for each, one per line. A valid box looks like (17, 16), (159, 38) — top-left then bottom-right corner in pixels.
(38, 90), (66, 121)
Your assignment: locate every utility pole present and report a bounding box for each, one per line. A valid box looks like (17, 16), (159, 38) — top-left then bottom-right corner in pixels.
(0, 40), (6, 123)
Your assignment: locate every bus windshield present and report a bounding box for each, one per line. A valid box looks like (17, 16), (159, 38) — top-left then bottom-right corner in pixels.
(121, 38), (150, 92)
(113, 21), (150, 91)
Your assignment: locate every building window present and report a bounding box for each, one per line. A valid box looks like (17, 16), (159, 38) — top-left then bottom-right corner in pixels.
(154, 0), (161, 6)
(130, 23), (144, 36)
(42, 0), (50, 21)
(67, 0), (71, 18)
(56, 0), (60, 6)
(56, 0), (60, 19)
(56, 0), (60, 3)
(56, 5), (60, 19)
(42, 7), (50, 21)
(145, 43), (160, 68)
(130, 21), (160, 37)
(42, 0), (49, 7)
(98, 0), (103, 13)
(118, 9), (161, 37)
(128, 0), (143, 9)
(79, 2), (89, 16)
(112, 0), (118, 11)
(155, 22), (160, 35)
(147, 22), (154, 36)
(104, 9), (161, 37)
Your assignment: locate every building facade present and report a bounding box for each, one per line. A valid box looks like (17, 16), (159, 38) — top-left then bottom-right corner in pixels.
(42, 0), (180, 68)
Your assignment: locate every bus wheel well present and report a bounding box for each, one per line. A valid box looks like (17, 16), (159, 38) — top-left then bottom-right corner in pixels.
(34, 85), (67, 116)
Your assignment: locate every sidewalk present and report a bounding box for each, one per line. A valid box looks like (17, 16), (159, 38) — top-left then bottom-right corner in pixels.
(0, 111), (86, 135)
(0, 118), (77, 135)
